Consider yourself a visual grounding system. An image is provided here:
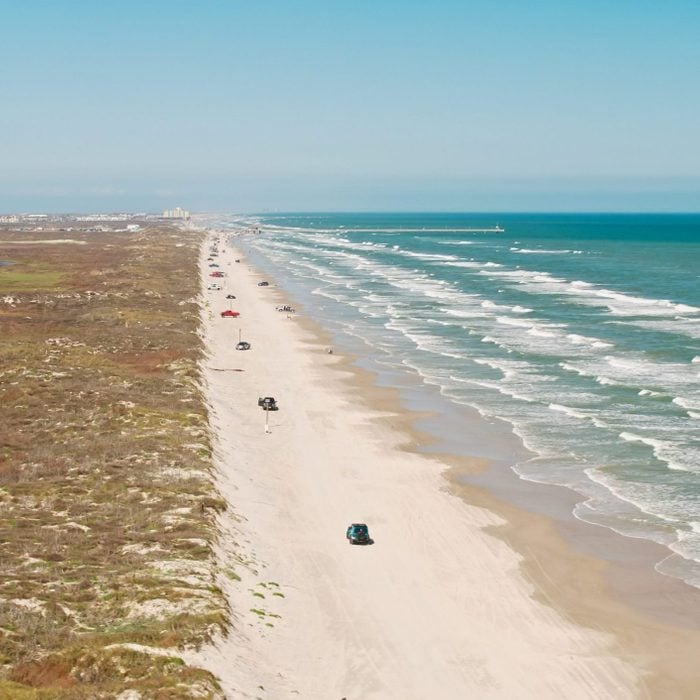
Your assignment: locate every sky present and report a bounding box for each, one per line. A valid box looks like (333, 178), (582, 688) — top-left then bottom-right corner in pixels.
(1, 0), (699, 212)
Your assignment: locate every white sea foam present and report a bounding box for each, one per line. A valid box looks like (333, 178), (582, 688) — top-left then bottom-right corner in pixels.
(673, 396), (700, 411)
(444, 308), (491, 320)
(496, 316), (536, 328)
(482, 267), (700, 318)
(528, 327), (557, 338)
(395, 250), (461, 262)
(472, 357), (508, 375)
(573, 477), (700, 578)
(512, 248), (581, 255)
(558, 354), (699, 395)
(443, 260), (502, 269)
(618, 318), (700, 340)
(566, 333), (613, 349)
(385, 319), (466, 360)
(619, 431), (696, 472)
(548, 403), (591, 420)
(471, 380), (537, 403)
(583, 468), (686, 527)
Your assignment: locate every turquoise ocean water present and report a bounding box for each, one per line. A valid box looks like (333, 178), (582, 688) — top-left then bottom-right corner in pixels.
(211, 213), (700, 589)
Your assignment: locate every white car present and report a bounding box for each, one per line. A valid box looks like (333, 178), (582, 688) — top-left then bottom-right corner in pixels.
(208, 284), (222, 291)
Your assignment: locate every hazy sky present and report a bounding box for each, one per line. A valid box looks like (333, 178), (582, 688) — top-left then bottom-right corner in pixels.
(1, 1), (699, 212)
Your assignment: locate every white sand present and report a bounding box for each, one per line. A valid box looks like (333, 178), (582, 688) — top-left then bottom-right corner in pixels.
(191, 235), (641, 699)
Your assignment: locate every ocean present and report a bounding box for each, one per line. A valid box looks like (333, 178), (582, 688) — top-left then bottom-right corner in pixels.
(209, 213), (700, 589)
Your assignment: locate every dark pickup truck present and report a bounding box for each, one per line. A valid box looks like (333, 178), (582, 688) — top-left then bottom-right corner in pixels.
(258, 396), (278, 411)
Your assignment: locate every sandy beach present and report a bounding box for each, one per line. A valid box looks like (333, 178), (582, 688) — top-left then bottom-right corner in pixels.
(188, 232), (698, 699)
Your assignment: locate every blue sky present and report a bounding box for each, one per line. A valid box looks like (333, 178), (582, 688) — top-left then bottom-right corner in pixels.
(1, 1), (699, 212)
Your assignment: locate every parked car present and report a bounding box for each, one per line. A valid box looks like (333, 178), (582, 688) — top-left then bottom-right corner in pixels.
(346, 523), (371, 545)
(208, 284), (222, 291)
(210, 271), (224, 277)
(235, 341), (251, 350)
(257, 396), (278, 410)
(226, 294), (236, 299)
(276, 305), (295, 312)
(257, 281), (269, 287)
(220, 310), (240, 318)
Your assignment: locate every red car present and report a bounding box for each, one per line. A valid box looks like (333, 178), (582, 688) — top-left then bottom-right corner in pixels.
(210, 271), (224, 278)
(220, 310), (240, 318)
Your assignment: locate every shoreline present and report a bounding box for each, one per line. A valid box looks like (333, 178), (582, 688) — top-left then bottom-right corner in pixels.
(234, 223), (700, 622)
(195, 229), (700, 697)
(293, 289), (700, 685)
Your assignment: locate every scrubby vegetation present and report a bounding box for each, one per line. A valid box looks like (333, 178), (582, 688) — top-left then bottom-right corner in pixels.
(0, 224), (225, 698)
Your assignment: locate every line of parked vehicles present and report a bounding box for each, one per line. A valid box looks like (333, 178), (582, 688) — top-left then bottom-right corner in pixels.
(208, 239), (371, 546)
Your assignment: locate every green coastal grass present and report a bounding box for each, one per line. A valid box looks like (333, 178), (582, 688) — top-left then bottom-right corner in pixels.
(0, 270), (65, 291)
(0, 224), (228, 697)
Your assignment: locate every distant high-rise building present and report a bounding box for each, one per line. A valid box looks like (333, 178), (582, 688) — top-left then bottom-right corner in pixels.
(162, 207), (190, 220)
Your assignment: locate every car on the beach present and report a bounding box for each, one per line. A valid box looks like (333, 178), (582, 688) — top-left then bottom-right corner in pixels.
(235, 341), (251, 351)
(276, 305), (295, 312)
(257, 396), (278, 410)
(257, 281), (269, 287)
(346, 523), (371, 545)
(210, 271), (224, 278)
(209, 263), (219, 267)
(220, 310), (240, 318)
(226, 294), (236, 299)
(208, 284), (222, 290)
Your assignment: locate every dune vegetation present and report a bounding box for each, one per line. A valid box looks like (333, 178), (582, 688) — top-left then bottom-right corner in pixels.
(0, 223), (227, 698)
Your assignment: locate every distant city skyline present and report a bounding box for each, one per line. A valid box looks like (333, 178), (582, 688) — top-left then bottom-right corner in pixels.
(1, 1), (699, 212)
